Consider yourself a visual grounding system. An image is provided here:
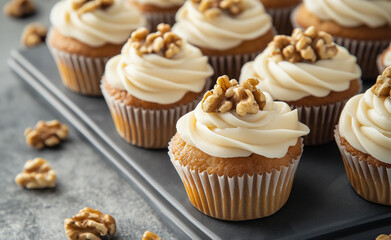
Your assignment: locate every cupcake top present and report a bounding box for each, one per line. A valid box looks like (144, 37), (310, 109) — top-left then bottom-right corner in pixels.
(176, 76), (310, 158)
(240, 26), (361, 101)
(50, 0), (146, 47)
(131, 0), (185, 8)
(339, 67), (391, 163)
(105, 24), (213, 104)
(172, 0), (272, 50)
(303, 0), (391, 28)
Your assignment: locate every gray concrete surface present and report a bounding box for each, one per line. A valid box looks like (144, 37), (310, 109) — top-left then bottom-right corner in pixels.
(0, 1), (178, 239)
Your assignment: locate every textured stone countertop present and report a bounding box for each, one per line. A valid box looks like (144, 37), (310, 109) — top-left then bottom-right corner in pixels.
(0, 0), (178, 239)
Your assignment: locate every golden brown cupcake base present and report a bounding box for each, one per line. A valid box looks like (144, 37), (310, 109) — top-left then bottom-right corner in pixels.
(261, 0), (301, 9)
(129, 0), (180, 13)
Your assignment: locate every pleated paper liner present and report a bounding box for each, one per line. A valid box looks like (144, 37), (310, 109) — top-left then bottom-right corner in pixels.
(266, 4), (298, 35)
(101, 80), (210, 149)
(334, 128), (391, 206)
(168, 139), (304, 221)
(143, 11), (176, 31)
(290, 7), (390, 81)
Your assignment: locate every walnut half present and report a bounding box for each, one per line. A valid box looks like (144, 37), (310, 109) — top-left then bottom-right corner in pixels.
(71, 0), (114, 16)
(372, 66), (391, 98)
(142, 231), (161, 240)
(192, 0), (244, 18)
(15, 158), (56, 189)
(24, 120), (68, 150)
(3, 0), (35, 18)
(64, 207), (116, 240)
(377, 234), (391, 240)
(21, 23), (47, 47)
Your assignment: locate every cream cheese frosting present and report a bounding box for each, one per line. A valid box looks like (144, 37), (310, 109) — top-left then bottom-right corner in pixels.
(50, 0), (146, 47)
(105, 40), (213, 104)
(172, 0), (272, 50)
(177, 92), (309, 158)
(240, 46), (361, 101)
(339, 89), (391, 163)
(131, 0), (184, 8)
(384, 44), (391, 67)
(304, 0), (391, 28)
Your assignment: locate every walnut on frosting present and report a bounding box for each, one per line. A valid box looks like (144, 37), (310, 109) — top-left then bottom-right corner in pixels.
(127, 24), (183, 58)
(202, 75), (266, 117)
(269, 26), (338, 63)
(70, 0), (114, 16)
(372, 66), (391, 98)
(192, 0), (245, 19)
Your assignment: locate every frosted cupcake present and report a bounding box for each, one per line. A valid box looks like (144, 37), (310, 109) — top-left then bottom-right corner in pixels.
(172, 0), (274, 80)
(169, 76), (309, 220)
(335, 67), (391, 205)
(48, 0), (146, 96)
(378, 43), (391, 74)
(240, 26), (361, 145)
(292, 0), (391, 80)
(102, 24), (213, 148)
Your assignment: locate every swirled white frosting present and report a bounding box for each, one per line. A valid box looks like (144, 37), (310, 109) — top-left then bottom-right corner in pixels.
(172, 0), (272, 50)
(240, 46), (361, 101)
(304, 0), (391, 28)
(131, 0), (184, 8)
(384, 45), (391, 67)
(105, 41), (213, 104)
(339, 89), (391, 163)
(177, 92), (310, 158)
(50, 0), (146, 47)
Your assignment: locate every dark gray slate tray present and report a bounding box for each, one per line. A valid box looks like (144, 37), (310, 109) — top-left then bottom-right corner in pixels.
(8, 45), (391, 240)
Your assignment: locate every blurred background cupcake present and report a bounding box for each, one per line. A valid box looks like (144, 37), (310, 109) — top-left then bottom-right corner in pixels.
(260, 0), (301, 35)
(102, 24), (213, 148)
(240, 26), (362, 145)
(292, 0), (391, 80)
(172, 0), (275, 80)
(378, 42), (391, 74)
(48, 0), (146, 96)
(335, 67), (391, 205)
(129, 0), (185, 30)
(169, 76), (309, 220)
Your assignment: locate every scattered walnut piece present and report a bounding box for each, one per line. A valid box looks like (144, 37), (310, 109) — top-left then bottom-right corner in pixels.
(377, 234), (391, 240)
(15, 158), (56, 189)
(202, 75), (266, 117)
(126, 24), (183, 58)
(269, 26), (338, 63)
(21, 23), (47, 47)
(24, 120), (68, 150)
(372, 66), (391, 98)
(70, 0), (114, 16)
(3, 0), (35, 18)
(142, 231), (161, 240)
(64, 207), (116, 240)
(192, 0), (244, 18)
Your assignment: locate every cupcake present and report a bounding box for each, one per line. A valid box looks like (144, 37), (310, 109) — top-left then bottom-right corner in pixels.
(48, 0), (146, 96)
(240, 26), (362, 145)
(102, 24), (213, 148)
(260, 0), (301, 35)
(378, 43), (391, 74)
(335, 67), (391, 205)
(169, 76), (309, 220)
(129, 0), (185, 30)
(172, 0), (275, 80)
(292, 0), (391, 80)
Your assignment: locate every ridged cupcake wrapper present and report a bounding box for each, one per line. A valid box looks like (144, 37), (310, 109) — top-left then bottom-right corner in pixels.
(334, 128), (391, 205)
(48, 45), (108, 96)
(290, 7), (390, 81)
(168, 140), (303, 221)
(266, 5), (299, 35)
(143, 11), (176, 31)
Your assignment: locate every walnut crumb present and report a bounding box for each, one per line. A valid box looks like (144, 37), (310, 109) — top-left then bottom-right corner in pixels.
(70, 0), (114, 16)
(142, 231), (161, 240)
(269, 26), (338, 63)
(372, 66), (391, 98)
(21, 23), (47, 47)
(15, 158), (56, 189)
(24, 120), (68, 150)
(202, 75), (266, 117)
(127, 24), (183, 58)
(192, 0), (244, 18)
(64, 207), (116, 240)
(3, 0), (35, 18)
(377, 234), (391, 240)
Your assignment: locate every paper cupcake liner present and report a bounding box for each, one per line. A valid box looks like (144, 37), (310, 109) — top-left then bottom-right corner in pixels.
(334, 128), (391, 205)
(266, 5), (298, 35)
(101, 81), (209, 149)
(143, 11), (176, 31)
(48, 45), (108, 96)
(168, 139), (303, 221)
(290, 7), (390, 81)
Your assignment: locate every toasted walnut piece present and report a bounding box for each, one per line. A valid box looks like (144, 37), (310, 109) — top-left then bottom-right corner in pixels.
(15, 158), (56, 189)
(21, 23), (47, 47)
(70, 0), (114, 16)
(377, 234), (391, 240)
(372, 66), (391, 98)
(64, 207), (116, 240)
(193, 0), (244, 18)
(142, 231), (161, 240)
(3, 0), (35, 18)
(24, 120), (68, 150)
